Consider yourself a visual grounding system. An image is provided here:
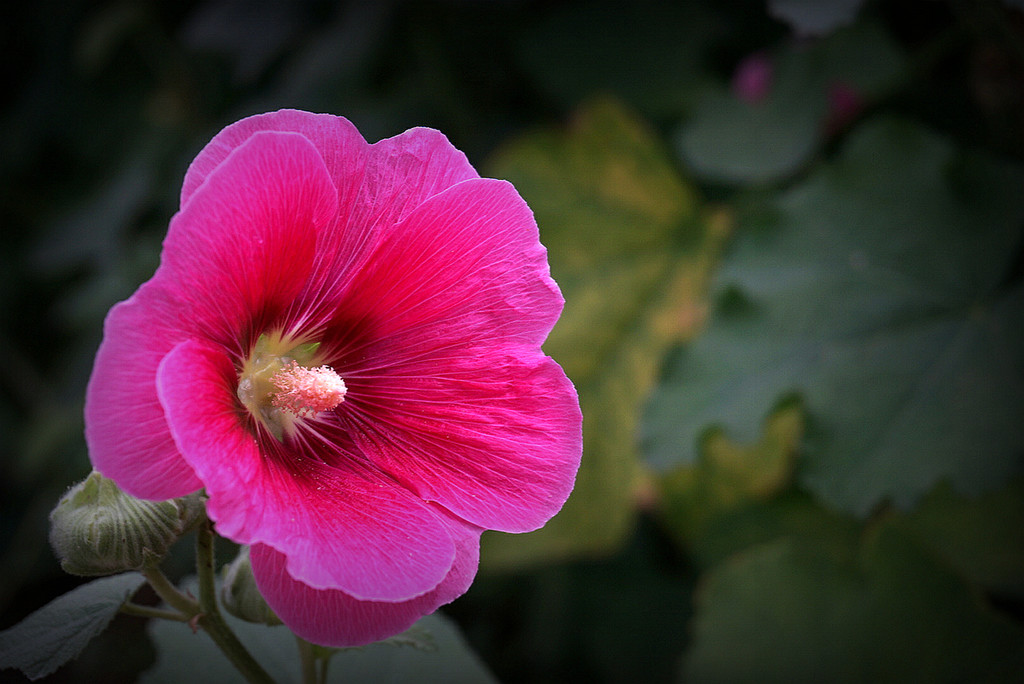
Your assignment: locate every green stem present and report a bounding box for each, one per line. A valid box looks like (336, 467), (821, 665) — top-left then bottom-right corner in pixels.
(296, 636), (317, 684)
(120, 602), (192, 622)
(140, 563), (200, 618)
(319, 656), (330, 684)
(194, 516), (221, 613)
(193, 516), (277, 684)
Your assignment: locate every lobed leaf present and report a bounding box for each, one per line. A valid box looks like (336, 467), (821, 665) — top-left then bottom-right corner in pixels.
(656, 400), (804, 548)
(682, 524), (1024, 683)
(893, 477), (1024, 600)
(645, 116), (1024, 515)
(142, 609), (495, 684)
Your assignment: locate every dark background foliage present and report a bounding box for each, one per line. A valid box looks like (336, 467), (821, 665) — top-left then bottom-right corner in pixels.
(2, 1), (1023, 682)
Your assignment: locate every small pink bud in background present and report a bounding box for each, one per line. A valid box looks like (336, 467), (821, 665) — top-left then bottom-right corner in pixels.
(732, 52), (775, 104)
(825, 81), (865, 134)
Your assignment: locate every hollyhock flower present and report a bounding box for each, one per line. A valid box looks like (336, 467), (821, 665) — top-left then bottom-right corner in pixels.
(85, 110), (582, 646)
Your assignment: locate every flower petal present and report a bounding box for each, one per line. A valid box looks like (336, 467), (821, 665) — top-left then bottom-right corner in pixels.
(287, 126), (482, 334)
(342, 351), (581, 533)
(250, 516), (481, 647)
(85, 286), (203, 499)
(181, 110), (364, 212)
(328, 177), (563, 355)
(183, 112), (476, 235)
(86, 130), (338, 497)
(160, 130), (338, 352)
(180, 112), (478, 335)
(326, 179), (582, 532)
(156, 337), (458, 601)
(351, 126), (480, 243)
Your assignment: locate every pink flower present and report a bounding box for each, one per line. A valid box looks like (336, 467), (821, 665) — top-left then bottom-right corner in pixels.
(84, 110), (582, 646)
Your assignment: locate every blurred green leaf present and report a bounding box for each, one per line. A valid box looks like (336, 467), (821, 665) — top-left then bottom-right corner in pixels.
(475, 519), (694, 684)
(143, 609), (495, 684)
(32, 153), (153, 272)
(677, 70), (825, 185)
(677, 22), (905, 184)
(682, 524), (1024, 683)
(484, 97), (724, 567)
(0, 572), (145, 680)
(74, 3), (147, 76)
(894, 477), (1024, 600)
(517, 0), (722, 118)
(338, 613), (494, 682)
(181, 0), (304, 86)
(657, 399), (803, 546)
(683, 491), (863, 571)
(645, 116), (1024, 515)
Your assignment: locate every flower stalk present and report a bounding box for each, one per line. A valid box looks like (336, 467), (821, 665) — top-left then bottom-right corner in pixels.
(296, 636), (317, 684)
(139, 561), (199, 619)
(119, 602), (192, 622)
(126, 514), (274, 684)
(193, 516), (276, 684)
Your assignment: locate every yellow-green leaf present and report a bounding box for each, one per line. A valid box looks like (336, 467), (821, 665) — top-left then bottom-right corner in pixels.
(657, 400), (804, 548)
(482, 98), (726, 568)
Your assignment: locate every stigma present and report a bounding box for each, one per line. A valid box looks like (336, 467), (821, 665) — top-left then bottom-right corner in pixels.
(270, 361), (347, 417)
(236, 333), (346, 440)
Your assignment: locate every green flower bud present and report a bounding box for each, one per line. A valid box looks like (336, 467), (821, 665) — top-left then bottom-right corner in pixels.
(220, 546), (282, 626)
(48, 471), (205, 576)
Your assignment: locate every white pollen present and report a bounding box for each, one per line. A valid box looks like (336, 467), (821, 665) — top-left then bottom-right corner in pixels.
(270, 361), (347, 417)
